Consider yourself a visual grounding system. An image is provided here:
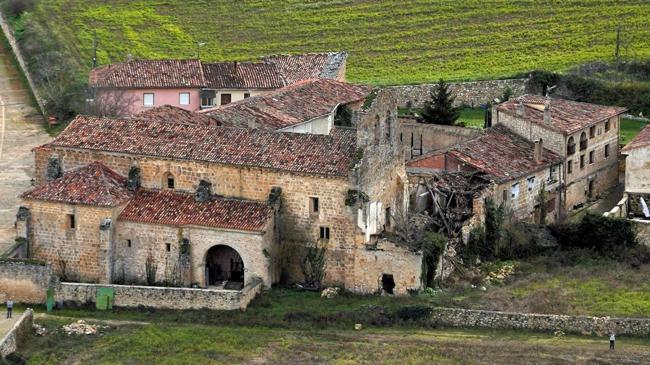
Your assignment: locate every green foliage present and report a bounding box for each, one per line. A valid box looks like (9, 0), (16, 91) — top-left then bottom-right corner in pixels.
(144, 253), (157, 286)
(500, 86), (513, 102)
(483, 198), (504, 259)
(16, 1), (650, 86)
(420, 79), (460, 125)
(536, 182), (547, 225)
(419, 232), (447, 288)
(550, 213), (637, 258)
(300, 241), (327, 288)
(348, 147), (364, 170)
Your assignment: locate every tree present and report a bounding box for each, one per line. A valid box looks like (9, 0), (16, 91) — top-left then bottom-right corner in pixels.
(420, 79), (460, 125)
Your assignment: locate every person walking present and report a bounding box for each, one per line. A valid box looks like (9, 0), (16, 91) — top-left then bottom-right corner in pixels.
(5, 298), (13, 319)
(609, 332), (616, 351)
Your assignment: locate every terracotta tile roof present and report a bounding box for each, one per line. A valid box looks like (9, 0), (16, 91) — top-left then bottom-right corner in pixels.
(118, 189), (273, 232)
(20, 162), (132, 206)
(498, 95), (627, 134)
(449, 125), (562, 183)
(46, 115), (357, 177)
(621, 124), (650, 153)
(264, 52), (347, 84)
(201, 79), (371, 129)
(134, 105), (223, 127)
(202, 62), (285, 89)
(89, 60), (205, 88)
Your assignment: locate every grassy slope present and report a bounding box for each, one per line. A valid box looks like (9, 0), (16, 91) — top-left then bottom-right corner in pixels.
(620, 117), (648, 145)
(27, 0), (650, 85)
(20, 317), (650, 364)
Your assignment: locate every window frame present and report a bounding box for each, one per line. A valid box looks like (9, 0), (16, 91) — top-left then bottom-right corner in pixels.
(589, 150), (595, 164)
(220, 93), (232, 105)
(309, 197), (320, 214)
(604, 144), (610, 158)
(179, 92), (190, 105)
(567, 160), (573, 174)
(143, 93), (155, 107)
(319, 226), (330, 240)
(67, 214), (76, 229)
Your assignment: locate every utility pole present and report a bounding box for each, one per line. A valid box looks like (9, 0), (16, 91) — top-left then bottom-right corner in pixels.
(92, 30), (97, 68)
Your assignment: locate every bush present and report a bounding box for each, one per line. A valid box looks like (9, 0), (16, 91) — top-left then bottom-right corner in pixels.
(2, 0), (34, 18)
(550, 213), (637, 258)
(394, 305), (432, 321)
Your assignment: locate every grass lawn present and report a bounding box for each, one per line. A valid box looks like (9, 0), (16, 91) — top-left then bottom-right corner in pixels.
(620, 117), (648, 145)
(458, 107), (485, 128)
(17, 316), (650, 364)
(16, 1), (650, 85)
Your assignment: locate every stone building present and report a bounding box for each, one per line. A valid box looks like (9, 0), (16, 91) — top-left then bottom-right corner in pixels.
(621, 124), (650, 196)
(399, 117), (482, 161)
(88, 52), (348, 115)
(406, 125), (563, 223)
(495, 95), (626, 213)
(16, 89), (421, 294)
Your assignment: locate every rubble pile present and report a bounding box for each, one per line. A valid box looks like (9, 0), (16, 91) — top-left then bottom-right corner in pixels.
(321, 287), (340, 299)
(61, 320), (106, 335)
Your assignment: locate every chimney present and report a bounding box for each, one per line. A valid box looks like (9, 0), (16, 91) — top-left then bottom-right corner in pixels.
(516, 101), (524, 117)
(533, 138), (543, 163)
(234, 61), (238, 72)
(543, 100), (551, 124)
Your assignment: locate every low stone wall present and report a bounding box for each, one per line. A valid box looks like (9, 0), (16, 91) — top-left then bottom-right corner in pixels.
(386, 78), (529, 108)
(0, 260), (54, 303)
(399, 119), (483, 160)
(0, 309), (33, 357)
(57, 279), (263, 311)
(428, 307), (650, 337)
(633, 219), (650, 246)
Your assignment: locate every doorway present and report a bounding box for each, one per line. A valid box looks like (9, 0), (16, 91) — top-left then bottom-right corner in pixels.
(205, 245), (244, 288)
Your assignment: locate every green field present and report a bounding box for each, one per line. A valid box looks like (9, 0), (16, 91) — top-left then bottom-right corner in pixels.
(620, 117), (648, 145)
(18, 0), (650, 85)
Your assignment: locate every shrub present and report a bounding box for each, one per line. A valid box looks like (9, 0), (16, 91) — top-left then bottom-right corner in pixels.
(550, 213), (637, 257)
(394, 305), (432, 321)
(2, 0), (34, 18)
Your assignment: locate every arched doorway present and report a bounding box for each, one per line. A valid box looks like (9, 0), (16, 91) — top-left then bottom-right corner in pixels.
(205, 245), (244, 289)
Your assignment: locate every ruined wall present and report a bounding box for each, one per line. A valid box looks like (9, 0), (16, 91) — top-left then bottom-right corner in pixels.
(0, 260), (53, 303)
(624, 146), (650, 194)
(565, 163), (619, 211)
(386, 78), (528, 108)
(494, 111), (566, 156)
(399, 119), (483, 161)
(19, 200), (119, 283)
(0, 309), (33, 357)
(493, 168), (562, 223)
(56, 279), (263, 311)
(634, 219), (650, 246)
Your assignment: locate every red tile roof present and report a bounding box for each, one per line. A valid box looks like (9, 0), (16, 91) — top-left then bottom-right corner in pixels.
(202, 62), (285, 89)
(621, 124), (650, 153)
(89, 60), (205, 89)
(498, 95), (627, 134)
(201, 79), (371, 129)
(20, 162), (132, 206)
(134, 105), (223, 127)
(46, 115), (357, 177)
(264, 52), (347, 84)
(434, 125), (562, 183)
(118, 189), (273, 232)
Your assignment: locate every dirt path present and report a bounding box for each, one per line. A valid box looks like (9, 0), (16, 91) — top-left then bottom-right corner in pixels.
(0, 310), (21, 339)
(0, 40), (50, 253)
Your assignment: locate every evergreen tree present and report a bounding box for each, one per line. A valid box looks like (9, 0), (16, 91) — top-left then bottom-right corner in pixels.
(421, 79), (460, 125)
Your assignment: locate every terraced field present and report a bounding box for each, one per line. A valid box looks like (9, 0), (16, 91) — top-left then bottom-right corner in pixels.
(20, 0), (650, 85)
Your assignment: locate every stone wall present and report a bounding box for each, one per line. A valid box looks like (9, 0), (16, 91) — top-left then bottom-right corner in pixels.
(623, 145), (650, 194)
(0, 260), (53, 303)
(399, 119), (482, 161)
(56, 279), (263, 311)
(633, 219), (650, 246)
(385, 78), (529, 108)
(427, 307), (650, 337)
(0, 309), (33, 357)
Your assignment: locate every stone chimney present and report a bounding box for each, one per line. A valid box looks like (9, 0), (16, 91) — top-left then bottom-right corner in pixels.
(533, 139), (543, 163)
(516, 101), (524, 117)
(543, 100), (551, 124)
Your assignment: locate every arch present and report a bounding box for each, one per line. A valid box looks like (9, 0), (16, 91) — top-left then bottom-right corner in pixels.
(163, 172), (175, 189)
(579, 132), (588, 151)
(567, 136), (576, 155)
(204, 245), (245, 289)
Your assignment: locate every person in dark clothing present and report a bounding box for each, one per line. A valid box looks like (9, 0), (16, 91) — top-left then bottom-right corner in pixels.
(6, 299), (13, 319)
(609, 333), (616, 350)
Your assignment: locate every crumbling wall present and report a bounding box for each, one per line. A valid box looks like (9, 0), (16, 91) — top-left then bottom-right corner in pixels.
(385, 78), (529, 108)
(399, 119), (483, 161)
(0, 260), (54, 303)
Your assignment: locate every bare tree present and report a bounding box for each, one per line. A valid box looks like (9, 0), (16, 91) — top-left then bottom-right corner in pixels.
(83, 88), (137, 118)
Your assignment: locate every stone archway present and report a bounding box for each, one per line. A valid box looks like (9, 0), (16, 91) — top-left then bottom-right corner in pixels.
(204, 245), (244, 289)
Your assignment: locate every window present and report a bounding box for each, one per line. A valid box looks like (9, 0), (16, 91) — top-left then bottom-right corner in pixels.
(605, 120), (611, 132)
(511, 183), (520, 200)
(527, 176), (535, 191)
(166, 174), (175, 189)
(567, 160), (573, 174)
(220, 93), (232, 105)
(589, 126), (595, 138)
(244, 92), (250, 99)
(179, 92), (190, 105)
(201, 96), (214, 108)
(166, 243), (171, 252)
(385, 207), (391, 230)
(580, 155), (585, 168)
(67, 214), (75, 229)
(567, 137), (576, 155)
(143, 93), (154, 107)
(548, 165), (557, 182)
(580, 132), (588, 150)
(589, 150), (595, 164)
(319, 226), (330, 240)
(127, 239), (132, 248)
(309, 197), (319, 214)
(502, 190), (508, 201)
(605, 144), (610, 158)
